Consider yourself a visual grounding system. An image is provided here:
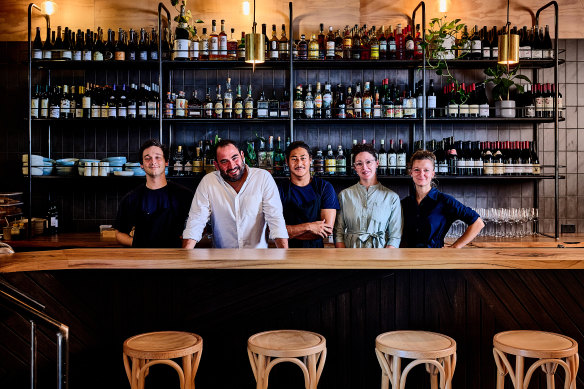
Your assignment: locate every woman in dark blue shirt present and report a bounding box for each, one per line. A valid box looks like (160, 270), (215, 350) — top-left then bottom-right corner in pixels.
(400, 150), (484, 248)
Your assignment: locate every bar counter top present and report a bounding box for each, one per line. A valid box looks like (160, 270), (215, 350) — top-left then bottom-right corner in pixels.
(1, 246), (584, 273)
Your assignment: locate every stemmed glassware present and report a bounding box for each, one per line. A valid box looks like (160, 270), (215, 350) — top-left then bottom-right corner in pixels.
(446, 207), (539, 239)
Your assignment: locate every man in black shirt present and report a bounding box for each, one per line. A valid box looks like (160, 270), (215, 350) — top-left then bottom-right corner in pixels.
(114, 139), (193, 248)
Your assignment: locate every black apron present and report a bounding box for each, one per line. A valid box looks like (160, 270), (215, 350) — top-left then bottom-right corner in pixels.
(132, 188), (180, 248)
(282, 179), (323, 248)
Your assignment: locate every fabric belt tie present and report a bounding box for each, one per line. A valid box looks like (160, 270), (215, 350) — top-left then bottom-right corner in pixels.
(347, 230), (385, 246)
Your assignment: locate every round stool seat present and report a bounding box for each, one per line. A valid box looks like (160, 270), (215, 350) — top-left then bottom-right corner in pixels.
(494, 330), (578, 359)
(248, 329), (326, 358)
(124, 331), (203, 360)
(376, 330), (456, 359)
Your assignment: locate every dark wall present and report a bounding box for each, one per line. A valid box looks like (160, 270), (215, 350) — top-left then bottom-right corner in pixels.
(1, 269), (582, 389)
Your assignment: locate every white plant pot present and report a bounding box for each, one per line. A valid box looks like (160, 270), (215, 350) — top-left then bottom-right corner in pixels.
(436, 35), (456, 60)
(495, 100), (516, 118)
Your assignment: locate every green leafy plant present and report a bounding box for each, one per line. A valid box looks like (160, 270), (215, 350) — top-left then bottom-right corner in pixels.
(169, 0), (203, 36)
(420, 17), (469, 105)
(484, 65), (531, 101)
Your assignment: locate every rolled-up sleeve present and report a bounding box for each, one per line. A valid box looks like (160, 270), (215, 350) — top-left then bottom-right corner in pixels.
(333, 191), (346, 243)
(261, 173), (289, 240)
(182, 179), (212, 241)
(385, 192), (403, 248)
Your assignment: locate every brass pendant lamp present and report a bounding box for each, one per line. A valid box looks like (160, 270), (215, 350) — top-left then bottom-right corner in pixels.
(245, 0), (265, 69)
(498, 0), (519, 65)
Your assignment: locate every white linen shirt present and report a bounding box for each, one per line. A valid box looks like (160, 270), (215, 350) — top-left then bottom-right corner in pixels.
(182, 166), (288, 248)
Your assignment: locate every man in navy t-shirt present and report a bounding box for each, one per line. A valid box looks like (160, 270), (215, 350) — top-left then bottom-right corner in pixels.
(114, 139), (193, 248)
(277, 141), (340, 248)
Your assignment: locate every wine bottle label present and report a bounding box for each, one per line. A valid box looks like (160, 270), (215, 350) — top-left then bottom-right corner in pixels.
(532, 49), (543, 59)
(378, 154), (388, 168)
(304, 101), (314, 118)
(193, 161), (203, 173)
(469, 104), (479, 116)
(544, 96), (553, 114)
(457, 159), (466, 169)
(81, 50), (91, 61)
(438, 161), (448, 174)
(471, 40), (481, 53)
(108, 106), (116, 117)
(174, 161), (183, 172)
(150, 50), (158, 60)
(60, 100), (70, 114)
(326, 41), (335, 57)
(92, 104), (100, 118)
(384, 105), (394, 118)
(117, 106), (126, 117)
(504, 163), (514, 174)
(458, 104), (469, 116)
(426, 95), (437, 109)
(279, 42), (289, 54)
(494, 162), (504, 175)
(519, 46), (531, 59)
(397, 154), (407, 168)
(337, 104), (346, 118)
(532, 163), (541, 175)
(175, 98), (186, 117)
(214, 102), (224, 117)
(370, 45), (379, 59)
(62, 50), (72, 60)
(51, 216), (58, 227)
(201, 40), (209, 56)
(479, 104), (490, 117)
(50, 105), (60, 118)
(40, 98), (48, 117)
(483, 162), (494, 175)
(33, 49), (43, 60)
(210, 37), (219, 53)
(234, 102), (243, 116)
(482, 47), (491, 58)
(293, 100), (304, 110)
(100, 105), (108, 117)
(190, 41), (199, 59)
(363, 98), (372, 115)
(93, 51), (103, 61)
(139, 51), (148, 60)
(31, 98), (39, 118)
(525, 104), (535, 117)
(405, 40), (414, 50)
(244, 101), (253, 117)
(174, 39), (190, 59)
(219, 36), (228, 55)
(394, 106), (403, 118)
(79, 96), (90, 109)
(73, 51), (82, 61)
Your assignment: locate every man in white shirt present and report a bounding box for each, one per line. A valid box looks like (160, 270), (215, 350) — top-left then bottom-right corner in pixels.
(182, 139), (289, 248)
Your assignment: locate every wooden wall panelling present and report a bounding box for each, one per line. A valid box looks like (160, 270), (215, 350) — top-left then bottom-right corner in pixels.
(2, 0), (584, 41)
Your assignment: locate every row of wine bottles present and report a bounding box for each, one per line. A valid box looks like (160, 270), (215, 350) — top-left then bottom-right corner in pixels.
(30, 83), (161, 119)
(32, 20), (554, 63)
(169, 136), (540, 178)
(32, 26), (160, 61)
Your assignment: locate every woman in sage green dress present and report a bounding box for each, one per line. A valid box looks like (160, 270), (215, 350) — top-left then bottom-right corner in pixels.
(334, 143), (402, 248)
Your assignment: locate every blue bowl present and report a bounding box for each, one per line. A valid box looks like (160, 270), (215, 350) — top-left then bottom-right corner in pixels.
(56, 158), (78, 167)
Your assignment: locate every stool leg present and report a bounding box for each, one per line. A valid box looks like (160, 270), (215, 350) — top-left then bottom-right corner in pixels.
(183, 354), (192, 389)
(493, 349), (509, 389)
(426, 362), (438, 389)
(307, 354), (317, 389)
(541, 362), (558, 389)
(567, 354), (579, 389)
(392, 356), (401, 389)
(444, 354), (456, 389)
(515, 355), (525, 389)
(375, 349), (391, 389)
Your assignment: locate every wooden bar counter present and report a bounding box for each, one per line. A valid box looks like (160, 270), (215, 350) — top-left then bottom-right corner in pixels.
(1, 246), (584, 389)
(1, 247), (584, 273)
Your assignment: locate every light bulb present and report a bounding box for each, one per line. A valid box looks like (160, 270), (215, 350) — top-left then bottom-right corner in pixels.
(41, 0), (57, 16)
(242, 1), (250, 16)
(439, 0), (447, 13)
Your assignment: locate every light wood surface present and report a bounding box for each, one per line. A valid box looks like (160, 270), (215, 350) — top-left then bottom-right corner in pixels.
(468, 235), (584, 248)
(375, 331), (456, 389)
(124, 331), (203, 359)
(376, 331), (456, 359)
(493, 330), (578, 359)
(5, 233), (123, 248)
(247, 330), (326, 389)
(3, 0), (584, 41)
(2, 247), (584, 273)
(248, 330), (326, 358)
(493, 330), (579, 389)
(123, 331), (203, 389)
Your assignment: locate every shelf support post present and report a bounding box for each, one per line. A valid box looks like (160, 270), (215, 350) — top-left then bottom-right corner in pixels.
(158, 3), (171, 144)
(536, 1), (559, 239)
(412, 1), (426, 146)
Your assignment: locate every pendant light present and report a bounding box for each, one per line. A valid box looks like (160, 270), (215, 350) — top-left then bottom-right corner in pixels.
(245, 0), (265, 69)
(498, 0), (519, 66)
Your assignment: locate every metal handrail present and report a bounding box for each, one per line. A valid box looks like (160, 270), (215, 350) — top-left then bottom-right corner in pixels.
(158, 3), (171, 143)
(0, 280), (69, 389)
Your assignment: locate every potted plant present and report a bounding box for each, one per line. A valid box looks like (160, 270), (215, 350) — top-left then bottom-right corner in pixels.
(484, 65), (531, 118)
(420, 17), (470, 116)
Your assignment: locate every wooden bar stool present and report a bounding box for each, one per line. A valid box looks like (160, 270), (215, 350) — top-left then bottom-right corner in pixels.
(493, 330), (579, 389)
(123, 331), (203, 389)
(247, 329), (327, 389)
(375, 330), (457, 389)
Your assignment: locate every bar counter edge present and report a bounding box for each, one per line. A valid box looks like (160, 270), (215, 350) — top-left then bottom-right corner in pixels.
(2, 247), (584, 272)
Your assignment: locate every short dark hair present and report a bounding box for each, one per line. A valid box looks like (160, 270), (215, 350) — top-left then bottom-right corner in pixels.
(139, 139), (169, 163)
(215, 139), (241, 154)
(351, 143), (377, 161)
(285, 141), (311, 160)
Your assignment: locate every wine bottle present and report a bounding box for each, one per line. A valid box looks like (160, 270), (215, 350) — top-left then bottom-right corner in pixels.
(481, 26), (491, 59)
(126, 29), (137, 61)
(32, 27), (43, 60)
(470, 25), (482, 60)
(378, 139), (387, 176)
(42, 27), (52, 59)
(397, 139), (407, 175)
(61, 28), (72, 60)
(543, 25), (553, 59)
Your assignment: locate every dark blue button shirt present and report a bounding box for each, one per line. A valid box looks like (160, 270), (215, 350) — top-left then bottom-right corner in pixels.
(400, 187), (479, 248)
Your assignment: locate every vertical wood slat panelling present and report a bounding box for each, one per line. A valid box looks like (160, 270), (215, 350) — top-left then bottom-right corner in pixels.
(2, 269), (584, 389)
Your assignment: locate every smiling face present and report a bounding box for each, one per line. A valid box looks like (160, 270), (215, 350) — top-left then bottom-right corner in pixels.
(215, 144), (246, 182)
(141, 146), (168, 178)
(354, 151), (379, 181)
(287, 147), (311, 180)
(410, 158), (435, 188)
